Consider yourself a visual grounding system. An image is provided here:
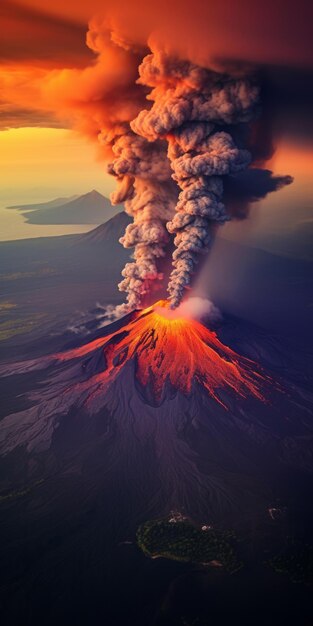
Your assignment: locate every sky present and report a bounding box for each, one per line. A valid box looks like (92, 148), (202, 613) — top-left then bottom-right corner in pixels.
(0, 127), (113, 206)
(1, 0), (313, 256)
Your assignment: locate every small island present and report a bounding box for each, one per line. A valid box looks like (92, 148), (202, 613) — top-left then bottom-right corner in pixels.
(136, 515), (242, 573)
(268, 539), (313, 585)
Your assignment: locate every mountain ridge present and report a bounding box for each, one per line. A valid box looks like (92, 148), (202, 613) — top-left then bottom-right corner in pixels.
(7, 190), (123, 225)
(76, 211), (131, 244)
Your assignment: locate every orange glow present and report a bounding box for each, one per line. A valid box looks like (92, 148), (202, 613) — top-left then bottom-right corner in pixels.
(2, 0), (313, 207)
(55, 300), (267, 406)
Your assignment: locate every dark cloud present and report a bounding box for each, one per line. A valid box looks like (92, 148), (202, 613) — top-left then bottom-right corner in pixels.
(260, 66), (313, 146)
(8, 1), (313, 72)
(0, 0), (308, 310)
(0, 1), (94, 66)
(224, 169), (293, 220)
(0, 104), (61, 130)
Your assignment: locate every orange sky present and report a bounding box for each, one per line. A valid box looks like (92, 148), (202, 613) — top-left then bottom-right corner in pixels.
(1, 0), (313, 217)
(0, 127), (113, 205)
(2, 0), (313, 131)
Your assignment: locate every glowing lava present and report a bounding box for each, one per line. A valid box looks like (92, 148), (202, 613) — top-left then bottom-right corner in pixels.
(55, 300), (266, 406)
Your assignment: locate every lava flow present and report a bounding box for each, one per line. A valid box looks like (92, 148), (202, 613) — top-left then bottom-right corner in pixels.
(53, 300), (266, 406)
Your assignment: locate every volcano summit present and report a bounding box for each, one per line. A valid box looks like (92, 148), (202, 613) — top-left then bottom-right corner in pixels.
(53, 299), (267, 406)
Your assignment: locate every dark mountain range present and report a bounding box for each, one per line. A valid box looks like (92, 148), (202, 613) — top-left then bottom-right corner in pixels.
(77, 210), (131, 243)
(1, 300), (312, 520)
(256, 220), (313, 262)
(0, 299), (312, 626)
(8, 194), (79, 210)
(0, 216), (312, 625)
(7, 190), (123, 225)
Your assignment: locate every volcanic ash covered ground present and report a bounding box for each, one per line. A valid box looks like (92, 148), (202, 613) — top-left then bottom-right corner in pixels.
(0, 300), (312, 522)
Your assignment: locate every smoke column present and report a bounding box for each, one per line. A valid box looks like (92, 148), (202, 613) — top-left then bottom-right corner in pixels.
(40, 19), (262, 313)
(131, 52), (259, 307)
(105, 125), (177, 313)
(3, 5), (300, 312)
(45, 22), (260, 312)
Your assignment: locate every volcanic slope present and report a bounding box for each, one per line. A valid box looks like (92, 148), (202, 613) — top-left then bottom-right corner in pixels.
(0, 300), (312, 523)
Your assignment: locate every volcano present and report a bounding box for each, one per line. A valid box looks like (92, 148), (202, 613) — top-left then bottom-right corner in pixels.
(48, 299), (268, 407)
(0, 301), (312, 523)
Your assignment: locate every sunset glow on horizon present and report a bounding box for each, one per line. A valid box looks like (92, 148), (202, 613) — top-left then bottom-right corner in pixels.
(1, 5), (313, 625)
(1, 0), (313, 256)
(0, 127), (113, 206)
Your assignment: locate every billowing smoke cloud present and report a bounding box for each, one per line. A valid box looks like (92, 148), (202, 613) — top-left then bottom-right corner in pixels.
(105, 126), (177, 312)
(37, 26), (262, 311)
(224, 169), (293, 219)
(131, 52), (259, 307)
(155, 296), (220, 322)
(1, 6), (297, 312)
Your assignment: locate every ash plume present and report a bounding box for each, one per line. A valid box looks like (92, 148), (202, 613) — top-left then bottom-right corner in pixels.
(106, 126), (177, 312)
(131, 52), (259, 307)
(224, 169), (293, 219)
(21, 13), (293, 313)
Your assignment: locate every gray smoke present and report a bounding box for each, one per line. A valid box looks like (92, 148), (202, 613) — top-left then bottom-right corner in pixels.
(106, 124), (177, 313)
(130, 51), (259, 307)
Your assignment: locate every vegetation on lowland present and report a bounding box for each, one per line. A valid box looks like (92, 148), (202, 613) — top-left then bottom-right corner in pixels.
(0, 300), (16, 312)
(0, 480), (44, 503)
(267, 539), (313, 584)
(136, 518), (242, 573)
(0, 267), (58, 281)
(0, 313), (46, 341)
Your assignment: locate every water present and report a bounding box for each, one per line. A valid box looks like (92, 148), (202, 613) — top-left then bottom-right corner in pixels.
(0, 206), (94, 242)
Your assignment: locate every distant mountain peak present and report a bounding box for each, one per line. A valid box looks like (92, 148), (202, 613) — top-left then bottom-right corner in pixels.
(83, 189), (105, 199)
(10, 190), (123, 226)
(77, 212), (131, 244)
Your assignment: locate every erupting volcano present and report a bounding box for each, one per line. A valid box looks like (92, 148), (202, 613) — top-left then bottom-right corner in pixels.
(0, 298), (312, 523)
(55, 300), (267, 407)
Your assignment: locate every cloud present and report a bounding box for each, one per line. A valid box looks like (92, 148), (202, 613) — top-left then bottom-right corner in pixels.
(111, 134), (177, 312)
(0, 104), (61, 130)
(155, 296), (220, 322)
(14, 0), (313, 68)
(0, 0), (94, 130)
(130, 53), (258, 307)
(2, 1), (313, 133)
(0, 1), (93, 66)
(224, 169), (293, 219)
(0, 1), (304, 310)
(0, 14), (145, 132)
